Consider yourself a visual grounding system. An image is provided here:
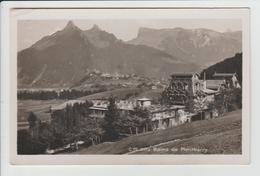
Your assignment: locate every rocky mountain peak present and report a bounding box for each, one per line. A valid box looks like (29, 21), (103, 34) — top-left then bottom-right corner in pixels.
(83, 24), (118, 48)
(63, 20), (80, 31)
(90, 24), (101, 31)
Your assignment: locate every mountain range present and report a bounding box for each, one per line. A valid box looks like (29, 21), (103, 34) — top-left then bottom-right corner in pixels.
(129, 27), (242, 66)
(18, 21), (242, 88)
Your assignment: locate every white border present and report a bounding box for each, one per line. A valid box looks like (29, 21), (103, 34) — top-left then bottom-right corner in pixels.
(3, 0), (252, 166)
(1, 0), (259, 175)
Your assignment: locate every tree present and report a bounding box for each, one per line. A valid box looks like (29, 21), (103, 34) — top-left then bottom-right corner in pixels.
(27, 112), (37, 129)
(27, 112), (41, 139)
(207, 86), (242, 118)
(37, 123), (55, 149)
(232, 88), (242, 109)
(17, 129), (47, 154)
(133, 106), (151, 133)
(184, 94), (195, 113)
(161, 86), (173, 105)
(193, 91), (209, 120)
(118, 114), (138, 135)
(102, 97), (120, 141)
(49, 100), (103, 149)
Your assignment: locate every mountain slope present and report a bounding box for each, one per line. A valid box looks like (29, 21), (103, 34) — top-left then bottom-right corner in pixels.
(18, 21), (200, 88)
(18, 21), (94, 88)
(200, 53), (242, 84)
(128, 27), (242, 67)
(71, 110), (241, 154)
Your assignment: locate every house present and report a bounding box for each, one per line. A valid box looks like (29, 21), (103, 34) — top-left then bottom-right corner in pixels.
(204, 79), (226, 91)
(185, 106), (219, 122)
(212, 72), (241, 89)
(89, 106), (107, 118)
(151, 86), (157, 90)
(88, 99), (108, 118)
(148, 105), (187, 130)
(116, 100), (136, 111)
(203, 72), (241, 92)
(89, 99), (136, 119)
(136, 98), (152, 108)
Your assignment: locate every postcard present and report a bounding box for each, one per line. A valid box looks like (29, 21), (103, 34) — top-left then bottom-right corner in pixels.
(7, 7), (250, 165)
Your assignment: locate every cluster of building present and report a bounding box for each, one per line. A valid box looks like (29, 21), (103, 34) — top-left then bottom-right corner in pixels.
(51, 72), (241, 131)
(88, 97), (187, 130)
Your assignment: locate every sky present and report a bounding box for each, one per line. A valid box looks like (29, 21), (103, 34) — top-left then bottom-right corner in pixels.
(18, 19), (242, 51)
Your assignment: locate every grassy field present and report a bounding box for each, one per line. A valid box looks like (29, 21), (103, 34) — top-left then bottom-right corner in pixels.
(72, 110), (242, 155)
(131, 89), (163, 102)
(78, 87), (148, 100)
(17, 87), (150, 129)
(18, 99), (66, 123)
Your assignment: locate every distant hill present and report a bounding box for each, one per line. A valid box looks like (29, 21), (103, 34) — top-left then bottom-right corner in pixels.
(200, 53), (242, 84)
(128, 27), (242, 67)
(18, 21), (200, 88)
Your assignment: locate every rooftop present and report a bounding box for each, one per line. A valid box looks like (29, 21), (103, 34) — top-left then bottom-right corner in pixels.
(147, 105), (185, 113)
(137, 98), (152, 101)
(90, 99), (135, 111)
(202, 88), (218, 94)
(213, 72), (236, 77)
(89, 107), (107, 111)
(206, 80), (225, 90)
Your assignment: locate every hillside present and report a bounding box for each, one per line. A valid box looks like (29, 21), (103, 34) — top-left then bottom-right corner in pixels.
(200, 53), (242, 84)
(72, 110), (242, 154)
(129, 27), (242, 67)
(18, 21), (200, 89)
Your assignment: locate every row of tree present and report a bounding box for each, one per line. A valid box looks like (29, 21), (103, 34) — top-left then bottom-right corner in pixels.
(18, 88), (107, 100)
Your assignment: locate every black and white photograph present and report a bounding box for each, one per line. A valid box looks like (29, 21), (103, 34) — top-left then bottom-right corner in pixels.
(7, 7), (250, 164)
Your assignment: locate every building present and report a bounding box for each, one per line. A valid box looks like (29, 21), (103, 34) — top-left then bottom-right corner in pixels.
(136, 98), (152, 108)
(165, 72), (241, 105)
(89, 99), (109, 118)
(204, 72), (241, 91)
(89, 99), (136, 119)
(164, 73), (203, 105)
(212, 72), (241, 89)
(148, 105), (187, 130)
(89, 98), (188, 130)
(204, 80), (226, 91)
